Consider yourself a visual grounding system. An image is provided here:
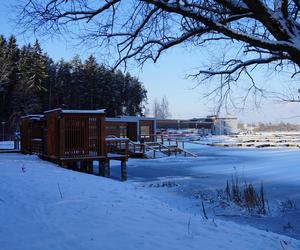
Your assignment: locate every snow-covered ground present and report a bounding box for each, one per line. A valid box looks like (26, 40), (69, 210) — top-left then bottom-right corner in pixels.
(0, 141), (14, 149)
(0, 143), (300, 249)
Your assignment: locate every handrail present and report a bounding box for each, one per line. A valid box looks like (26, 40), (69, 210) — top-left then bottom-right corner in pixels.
(127, 137), (197, 159)
(105, 136), (129, 159)
(177, 147), (198, 157)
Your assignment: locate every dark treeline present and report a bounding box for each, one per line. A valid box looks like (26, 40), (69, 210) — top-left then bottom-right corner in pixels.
(0, 35), (147, 133)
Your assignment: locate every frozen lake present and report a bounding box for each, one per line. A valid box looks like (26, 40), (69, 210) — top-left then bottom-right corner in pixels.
(110, 143), (300, 240)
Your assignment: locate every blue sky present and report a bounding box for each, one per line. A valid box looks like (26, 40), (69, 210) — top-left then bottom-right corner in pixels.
(1, 1), (300, 123)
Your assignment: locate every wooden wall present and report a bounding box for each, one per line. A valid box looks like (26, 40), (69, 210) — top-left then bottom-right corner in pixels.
(44, 111), (106, 160)
(140, 120), (155, 142)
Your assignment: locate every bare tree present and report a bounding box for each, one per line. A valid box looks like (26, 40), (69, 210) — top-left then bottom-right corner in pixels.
(153, 98), (162, 118)
(143, 105), (151, 117)
(15, 0), (300, 103)
(160, 96), (171, 119)
(152, 96), (171, 119)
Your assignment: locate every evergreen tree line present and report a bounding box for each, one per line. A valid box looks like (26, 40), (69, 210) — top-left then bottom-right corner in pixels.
(0, 35), (147, 134)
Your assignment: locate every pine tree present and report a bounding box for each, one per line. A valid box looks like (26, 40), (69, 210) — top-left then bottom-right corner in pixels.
(54, 59), (72, 108)
(0, 35), (8, 123)
(69, 55), (85, 108)
(83, 55), (99, 109)
(42, 56), (56, 110)
(5, 36), (20, 131)
(0, 34), (148, 132)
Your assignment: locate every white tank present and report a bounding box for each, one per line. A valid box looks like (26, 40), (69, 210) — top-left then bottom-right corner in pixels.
(212, 117), (238, 135)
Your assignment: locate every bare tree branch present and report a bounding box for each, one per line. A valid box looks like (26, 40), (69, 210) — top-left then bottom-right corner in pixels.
(14, 0), (300, 107)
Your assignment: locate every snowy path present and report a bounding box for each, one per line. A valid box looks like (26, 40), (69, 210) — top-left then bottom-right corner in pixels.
(0, 153), (299, 250)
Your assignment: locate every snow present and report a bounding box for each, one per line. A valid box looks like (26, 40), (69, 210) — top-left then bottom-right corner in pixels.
(105, 137), (129, 141)
(105, 116), (155, 122)
(44, 108), (105, 114)
(20, 114), (44, 120)
(0, 152), (299, 249)
(61, 109), (106, 114)
(0, 141), (14, 149)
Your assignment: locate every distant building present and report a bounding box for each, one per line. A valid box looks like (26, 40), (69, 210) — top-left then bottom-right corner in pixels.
(105, 116), (156, 142)
(208, 116), (238, 135)
(156, 116), (238, 135)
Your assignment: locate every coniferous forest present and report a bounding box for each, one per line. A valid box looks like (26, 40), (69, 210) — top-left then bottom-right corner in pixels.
(0, 35), (147, 134)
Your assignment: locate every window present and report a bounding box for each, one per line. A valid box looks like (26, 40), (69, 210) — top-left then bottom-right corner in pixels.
(141, 125), (150, 136)
(119, 125), (127, 138)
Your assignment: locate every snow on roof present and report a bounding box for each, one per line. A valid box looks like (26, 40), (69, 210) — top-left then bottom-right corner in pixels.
(20, 114), (44, 120)
(105, 137), (129, 141)
(106, 116), (155, 122)
(140, 117), (156, 121)
(44, 108), (105, 114)
(61, 109), (105, 114)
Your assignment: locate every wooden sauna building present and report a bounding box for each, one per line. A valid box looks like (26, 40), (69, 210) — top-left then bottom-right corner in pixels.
(20, 109), (130, 180)
(20, 114), (44, 155)
(105, 116), (156, 142)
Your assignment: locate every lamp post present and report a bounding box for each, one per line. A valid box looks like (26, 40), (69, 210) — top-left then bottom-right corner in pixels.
(1, 122), (5, 142)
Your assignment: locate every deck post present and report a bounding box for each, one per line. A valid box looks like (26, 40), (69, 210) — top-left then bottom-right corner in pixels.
(65, 161), (75, 170)
(80, 161), (89, 173)
(87, 161), (93, 174)
(121, 160), (127, 181)
(104, 160), (110, 177)
(99, 160), (105, 176)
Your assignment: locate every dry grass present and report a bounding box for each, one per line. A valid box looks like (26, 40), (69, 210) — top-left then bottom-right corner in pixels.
(224, 172), (267, 214)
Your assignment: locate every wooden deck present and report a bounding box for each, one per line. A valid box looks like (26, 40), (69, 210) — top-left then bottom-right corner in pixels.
(128, 140), (197, 159)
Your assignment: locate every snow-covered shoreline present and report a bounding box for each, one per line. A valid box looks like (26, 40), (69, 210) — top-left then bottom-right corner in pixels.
(0, 152), (299, 250)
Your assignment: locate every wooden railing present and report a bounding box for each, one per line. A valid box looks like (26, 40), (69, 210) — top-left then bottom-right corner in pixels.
(140, 134), (186, 148)
(105, 136), (129, 159)
(107, 135), (197, 159)
(30, 138), (43, 155)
